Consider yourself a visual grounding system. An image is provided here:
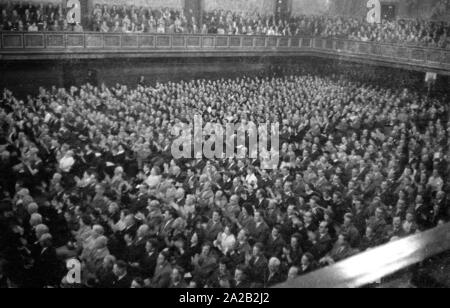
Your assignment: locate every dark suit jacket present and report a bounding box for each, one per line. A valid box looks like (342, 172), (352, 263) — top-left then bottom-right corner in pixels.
(96, 267), (116, 288)
(169, 280), (188, 288)
(34, 246), (61, 287)
(226, 250), (245, 271)
(113, 274), (133, 288)
(132, 194), (149, 213)
(219, 179), (233, 193)
(205, 221), (223, 242)
(265, 235), (286, 258)
(250, 221), (270, 244)
(140, 251), (158, 278)
(128, 238), (147, 263)
(248, 255), (268, 284)
(314, 234), (333, 259)
(152, 263), (172, 288)
(255, 198), (269, 210)
(265, 270), (285, 287)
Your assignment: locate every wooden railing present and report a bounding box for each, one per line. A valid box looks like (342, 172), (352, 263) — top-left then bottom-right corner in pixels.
(1, 32), (450, 72)
(274, 223), (450, 288)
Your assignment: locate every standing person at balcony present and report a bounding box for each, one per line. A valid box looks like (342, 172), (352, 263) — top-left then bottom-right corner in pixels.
(110, 5), (118, 20)
(174, 16), (184, 34)
(22, 9), (32, 29)
(56, 3), (64, 25)
(24, 2), (36, 16)
(92, 11), (102, 32)
(10, 9), (19, 29)
(132, 10), (140, 27)
(0, 9), (8, 31)
(192, 21), (199, 34)
(208, 16), (218, 34)
(103, 8), (111, 27)
(147, 15), (156, 33)
(101, 4), (109, 18)
(92, 4), (100, 25)
(111, 13), (121, 28)
(34, 9), (43, 31)
(46, 3), (56, 19)
(118, 5), (126, 20)
(226, 21), (233, 35)
(187, 16), (197, 34)
(48, 11), (57, 31)
(37, 3), (46, 20)
(122, 13), (131, 30)
(217, 16), (226, 35)
(139, 10), (147, 28)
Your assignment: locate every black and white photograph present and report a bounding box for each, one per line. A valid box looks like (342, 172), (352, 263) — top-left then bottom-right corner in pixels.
(0, 0), (449, 293)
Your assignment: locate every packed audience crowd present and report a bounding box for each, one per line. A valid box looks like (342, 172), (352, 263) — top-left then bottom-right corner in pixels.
(91, 5), (193, 34)
(0, 1), (84, 32)
(203, 11), (450, 49)
(0, 63), (449, 288)
(1, 1), (450, 49)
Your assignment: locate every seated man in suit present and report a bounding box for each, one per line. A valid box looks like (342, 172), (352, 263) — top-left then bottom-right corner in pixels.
(0, 259), (12, 288)
(246, 242), (268, 285)
(112, 260), (132, 288)
(95, 255), (116, 288)
(139, 239), (159, 279)
(320, 234), (359, 265)
(249, 210), (270, 245)
(150, 251), (172, 288)
(315, 221), (333, 259)
(205, 210), (224, 243)
(385, 216), (407, 241)
(265, 224), (286, 259)
(34, 233), (62, 288)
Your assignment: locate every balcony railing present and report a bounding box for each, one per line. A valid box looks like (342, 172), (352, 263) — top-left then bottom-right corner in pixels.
(1, 32), (450, 70)
(275, 222), (450, 288)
